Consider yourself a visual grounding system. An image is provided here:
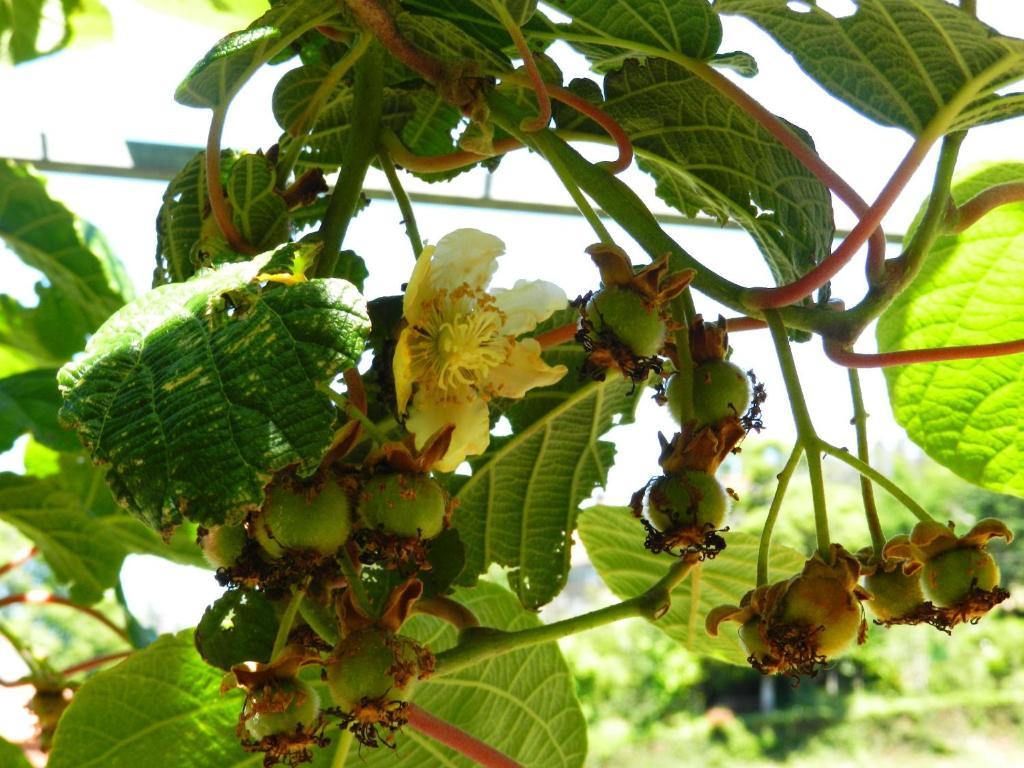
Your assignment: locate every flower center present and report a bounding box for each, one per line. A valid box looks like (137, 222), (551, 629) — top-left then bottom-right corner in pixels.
(409, 287), (509, 398)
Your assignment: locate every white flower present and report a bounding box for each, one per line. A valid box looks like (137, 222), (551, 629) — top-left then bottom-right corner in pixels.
(393, 229), (568, 472)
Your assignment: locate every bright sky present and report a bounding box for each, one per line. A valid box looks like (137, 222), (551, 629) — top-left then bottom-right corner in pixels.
(1, 0), (1023, 643)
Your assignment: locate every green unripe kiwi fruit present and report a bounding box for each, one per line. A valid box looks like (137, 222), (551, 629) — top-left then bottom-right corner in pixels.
(687, 360), (752, 426)
(585, 287), (666, 358)
(244, 678), (320, 740)
(255, 479), (352, 558)
(738, 619), (774, 667)
(779, 576), (863, 658)
(358, 474), (446, 539)
(200, 524), (247, 569)
(923, 548), (1000, 607)
(646, 471), (727, 534)
(863, 568), (926, 622)
(326, 627), (417, 712)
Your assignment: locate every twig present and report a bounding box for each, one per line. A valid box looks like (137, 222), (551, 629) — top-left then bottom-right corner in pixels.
(60, 651), (132, 677)
(405, 703), (523, 768)
(205, 106), (256, 254)
(952, 181), (1024, 232)
(0, 547), (37, 578)
(824, 337), (1024, 368)
(378, 147), (423, 258)
(411, 597), (480, 631)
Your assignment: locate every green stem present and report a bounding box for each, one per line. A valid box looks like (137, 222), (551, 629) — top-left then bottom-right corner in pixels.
(271, 586), (306, 660)
(757, 444), (804, 586)
(0, 621), (44, 679)
(326, 390), (393, 445)
(377, 146), (423, 258)
(331, 729), (354, 768)
(277, 34), (372, 188)
(337, 547), (373, 618)
(765, 310), (830, 557)
(848, 370), (885, 554)
(315, 41), (385, 278)
(433, 557), (696, 677)
(817, 439), (935, 524)
(669, 298), (695, 423)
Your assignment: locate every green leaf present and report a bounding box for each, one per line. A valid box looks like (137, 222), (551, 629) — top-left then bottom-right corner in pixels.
(566, 58), (834, 288)
(396, 12), (512, 75)
(716, 0), (1024, 135)
(0, 368), (78, 453)
(453, 342), (642, 610)
(58, 256), (370, 530)
(403, 0), (555, 55)
(155, 151), (239, 286)
(0, 473), (126, 604)
(878, 162), (1024, 497)
(577, 506), (806, 664)
(711, 50), (759, 77)
(48, 632), (250, 768)
(0, 0), (110, 65)
(0, 737), (31, 768)
(468, 0), (538, 27)
(195, 589), (277, 669)
(175, 0), (341, 110)
(227, 154), (290, 251)
(0, 161), (127, 364)
(349, 581), (587, 767)
(138, 0), (273, 30)
(549, 0), (721, 71)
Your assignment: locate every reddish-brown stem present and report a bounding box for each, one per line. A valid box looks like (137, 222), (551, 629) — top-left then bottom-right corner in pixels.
(723, 316), (768, 332)
(405, 703), (523, 768)
(345, 0), (445, 84)
(534, 321), (579, 349)
(824, 338), (1024, 368)
(61, 651), (132, 677)
(503, 17), (551, 131)
(206, 108), (256, 255)
(548, 84), (633, 174)
(411, 596), (481, 630)
(0, 593), (130, 643)
(315, 25), (350, 42)
(382, 132), (525, 173)
(685, 62), (887, 280)
(746, 137), (933, 309)
(0, 547), (37, 578)
(953, 181), (1024, 233)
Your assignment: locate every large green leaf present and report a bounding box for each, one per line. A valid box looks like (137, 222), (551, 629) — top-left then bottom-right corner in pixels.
(0, 161), (127, 367)
(562, 59), (834, 288)
(453, 343), (641, 610)
(716, 0), (1024, 135)
(175, 0), (340, 109)
(47, 632), (251, 768)
(878, 163), (1024, 497)
(58, 256), (370, 531)
(396, 12), (512, 75)
(0, 473), (126, 604)
(0, 0), (110, 65)
(403, 0), (555, 55)
(0, 737), (31, 768)
(577, 506), (806, 664)
(349, 581), (587, 768)
(227, 154), (290, 251)
(550, 0), (721, 70)
(0, 368), (78, 452)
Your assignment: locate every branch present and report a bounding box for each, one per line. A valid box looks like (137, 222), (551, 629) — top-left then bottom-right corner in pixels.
(953, 181), (1024, 233)
(344, 0), (445, 84)
(206, 107), (256, 254)
(824, 337), (1024, 368)
(499, 9), (551, 132)
(405, 703), (523, 768)
(0, 547), (37, 578)
(0, 593), (129, 643)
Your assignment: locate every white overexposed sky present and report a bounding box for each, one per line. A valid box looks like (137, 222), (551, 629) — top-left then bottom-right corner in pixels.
(1, 0), (1023, 653)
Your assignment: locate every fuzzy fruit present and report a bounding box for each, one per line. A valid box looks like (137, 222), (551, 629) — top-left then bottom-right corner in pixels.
(779, 571), (864, 658)
(863, 568), (926, 622)
(738, 619), (774, 667)
(922, 548), (1000, 607)
(646, 471), (727, 534)
(244, 678), (320, 740)
(326, 628), (417, 712)
(358, 474), (446, 539)
(255, 479), (353, 558)
(200, 524), (247, 569)
(687, 360), (751, 426)
(586, 287), (666, 358)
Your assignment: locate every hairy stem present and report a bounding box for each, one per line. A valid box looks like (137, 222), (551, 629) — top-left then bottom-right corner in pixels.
(61, 651), (132, 677)
(381, 130), (525, 173)
(206, 107), (255, 254)
(0, 547), (37, 578)
(757, 444), (804, 586)
(669, 300), (696, 423)
(315, 42), (385, 277)
(412, 597), (480, 631)
(0, 593), (129, 643)
(330, 729), (354, 768)
(337, 546), (374, 618)
(953, 181), (1024, 232)
(535, 321), (578, 349)
(345, 0), (445, 84)
(377, 147), (423, 258)
(271, 586), (306, 660)
(848, 370), (884, 554)
(433, 556), (696, 677)
(405, 703), (523, 768)
(498, 6), (550, 132)
(824, 336), (1024, 368)
(765, 310), (830, 557)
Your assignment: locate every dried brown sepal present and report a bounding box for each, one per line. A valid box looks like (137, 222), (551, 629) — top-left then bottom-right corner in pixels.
(354, 526), (436, 572)
(216, 532), (343, 600)
(337, 578), (424, 637)
(657, 417), (746, 476)
(585, 245), (694, 305)
(688, 315), (730, 363)
(740, 370), (767, 434)
(334, 698), (410, 749)
(239, 721), (331, 768)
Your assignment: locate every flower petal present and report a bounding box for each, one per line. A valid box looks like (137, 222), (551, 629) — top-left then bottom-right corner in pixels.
(402, 245), (435, 326)
(482, 338), (567, 400)
(492, 279), (568, 336)
(405, 390), (491, 472)
(429, 229), (503, 292)
(393, 329), (415, 415)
